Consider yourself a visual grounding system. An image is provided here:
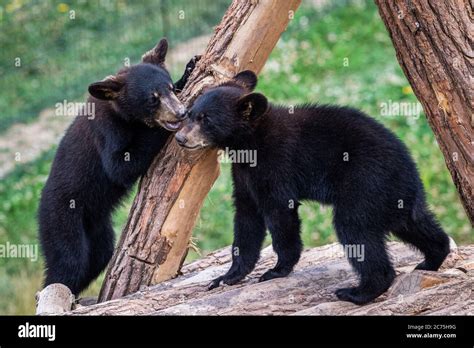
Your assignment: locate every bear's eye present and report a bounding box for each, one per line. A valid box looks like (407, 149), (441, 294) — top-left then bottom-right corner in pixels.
(150, 92), (160, 105)
(197, 113), (206, 121)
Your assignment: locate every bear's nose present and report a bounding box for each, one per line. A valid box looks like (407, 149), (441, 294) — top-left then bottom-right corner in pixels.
(175, 133), (188, 146)
(176, 109), (187, 120)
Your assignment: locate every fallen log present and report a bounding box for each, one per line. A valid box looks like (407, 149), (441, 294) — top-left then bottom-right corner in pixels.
(70, 241), (473, 315)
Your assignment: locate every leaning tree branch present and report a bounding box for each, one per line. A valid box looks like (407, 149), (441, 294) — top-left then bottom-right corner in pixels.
(99, 0), (302, 302)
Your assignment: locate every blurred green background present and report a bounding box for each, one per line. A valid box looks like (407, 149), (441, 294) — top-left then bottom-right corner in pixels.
(0, 0), (471, 314)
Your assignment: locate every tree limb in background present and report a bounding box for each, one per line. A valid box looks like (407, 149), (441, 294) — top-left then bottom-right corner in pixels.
(375, 0), (474, 224)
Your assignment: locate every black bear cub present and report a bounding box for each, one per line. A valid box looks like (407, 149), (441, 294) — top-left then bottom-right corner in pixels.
(39, 39), (197, 295)
(175, 70), (450, 304)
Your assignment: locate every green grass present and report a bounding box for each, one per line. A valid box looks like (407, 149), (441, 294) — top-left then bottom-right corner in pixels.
(0, 150), (52, 314)
(0, 1), (472, 314)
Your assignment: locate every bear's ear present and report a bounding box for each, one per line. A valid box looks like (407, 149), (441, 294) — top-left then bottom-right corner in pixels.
(237, 93), (268, 122)
(142, 38), (168, 66)
(88, 76), (124, 100)
(233, 70), (258, 91)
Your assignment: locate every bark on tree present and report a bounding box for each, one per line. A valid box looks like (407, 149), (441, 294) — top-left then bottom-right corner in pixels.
(99, 0), (302, 302)
(375, 0), (474, 224)
(71, 242), (473, 315)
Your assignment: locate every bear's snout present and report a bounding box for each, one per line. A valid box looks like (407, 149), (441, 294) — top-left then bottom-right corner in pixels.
(175, 132), (188, 146)
(175, 123), (208, 150)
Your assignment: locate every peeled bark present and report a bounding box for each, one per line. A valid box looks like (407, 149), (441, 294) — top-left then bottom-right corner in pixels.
(375, 0), (474, 224)
(71, 242), (473, 315)
(99, 0), (302, 302)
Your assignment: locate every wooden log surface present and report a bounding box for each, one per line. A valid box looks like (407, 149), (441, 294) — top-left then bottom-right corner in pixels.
(71, 242), (473, 315)
(99, 0), (302, 302)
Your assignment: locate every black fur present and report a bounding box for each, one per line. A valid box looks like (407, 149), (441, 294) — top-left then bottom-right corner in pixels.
(38, 39), (198, 295)
(176, 70), (450, 305)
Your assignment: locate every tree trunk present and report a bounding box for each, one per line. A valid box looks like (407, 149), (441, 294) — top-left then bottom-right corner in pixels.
(375, 0), (474, 224)
(99, 0), (302, 302)
(71, 242), (473, 315)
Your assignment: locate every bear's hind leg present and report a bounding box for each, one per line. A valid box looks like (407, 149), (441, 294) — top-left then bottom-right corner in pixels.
(392, 209), (450, 271)
(41, 214), (91, 296)
(334, 218), (395, 305)
(84, 217), (115, 285)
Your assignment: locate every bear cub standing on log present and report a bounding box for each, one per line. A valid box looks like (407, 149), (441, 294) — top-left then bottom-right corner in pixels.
(39, 39), (198, 296)
(175, 70), (450, 304)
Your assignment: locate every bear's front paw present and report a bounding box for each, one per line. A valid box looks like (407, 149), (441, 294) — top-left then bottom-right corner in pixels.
(207, 276), (224, 290)
(207, 272), (245, 290)
(185, 55), (201, 73)
(258, 267), (292, 282)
